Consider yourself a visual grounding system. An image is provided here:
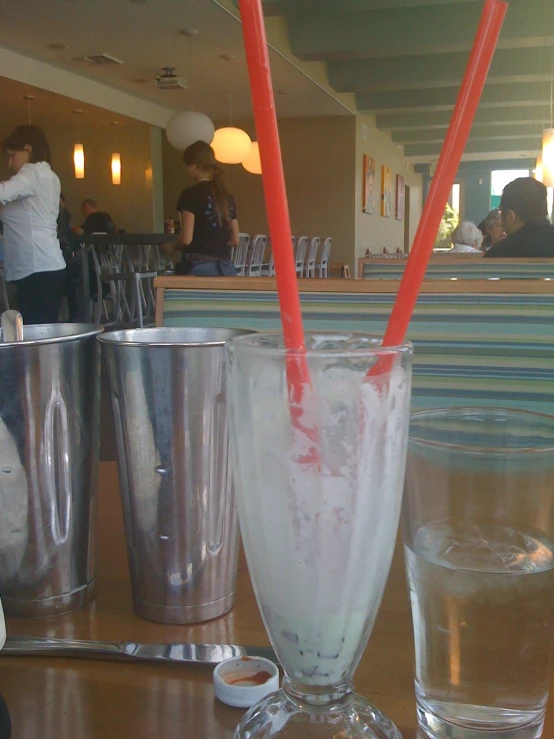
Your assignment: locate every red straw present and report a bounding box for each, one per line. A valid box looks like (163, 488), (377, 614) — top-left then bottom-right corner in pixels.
(239, 0), (318, 458)
(381, 0), (507, 350)
(239, 0), (305, 352)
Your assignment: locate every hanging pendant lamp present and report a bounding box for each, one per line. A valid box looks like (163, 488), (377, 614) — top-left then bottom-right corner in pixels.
(242, 141), (262, 174)
(541, 129), (554, 187)
(111, 153), (121, 185)
(212, 61), (252, 164)
(535, 152), (544, 183)
(73, 110), (85, 179)
(213, 127), (252, 164)
(111, 122), (122, 185)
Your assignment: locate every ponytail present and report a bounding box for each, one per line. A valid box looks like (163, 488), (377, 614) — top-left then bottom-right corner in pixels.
(211, 165), (232, 226)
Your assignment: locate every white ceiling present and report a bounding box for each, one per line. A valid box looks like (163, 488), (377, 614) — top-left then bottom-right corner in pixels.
(0, 0), (350, 123)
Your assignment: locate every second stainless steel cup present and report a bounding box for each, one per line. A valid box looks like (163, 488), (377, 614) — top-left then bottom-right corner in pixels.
(100, 327), (252, 624)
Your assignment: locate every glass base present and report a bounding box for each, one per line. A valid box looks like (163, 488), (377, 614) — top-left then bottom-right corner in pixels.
(233, 688), (402, 739)
(417, 697), (545, 739)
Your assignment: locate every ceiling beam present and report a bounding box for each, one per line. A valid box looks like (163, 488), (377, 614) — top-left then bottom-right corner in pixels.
(377, 106), (554, 130)
(261, 0), (478, 12)
(393, 124), (545, 144)
(240, 0), (479, 16)
(328, 48), (553, 93)
(358, 81), (554, 113)
(405, 137), (541, 158)
(289, 0), (553, 61)
(414, 158), (536, 174)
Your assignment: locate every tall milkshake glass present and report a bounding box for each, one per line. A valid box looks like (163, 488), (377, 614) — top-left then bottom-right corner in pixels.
(227, 332), (413, 738)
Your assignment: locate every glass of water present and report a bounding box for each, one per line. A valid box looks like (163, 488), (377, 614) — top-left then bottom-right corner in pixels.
(403, 408), (554, 739)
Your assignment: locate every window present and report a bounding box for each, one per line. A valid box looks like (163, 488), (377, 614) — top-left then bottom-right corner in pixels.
(491, 170), (530, 210)
(451, 183), (461, 216)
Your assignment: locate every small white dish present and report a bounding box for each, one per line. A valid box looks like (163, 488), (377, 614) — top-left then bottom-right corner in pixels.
(213, 655), (279, 708)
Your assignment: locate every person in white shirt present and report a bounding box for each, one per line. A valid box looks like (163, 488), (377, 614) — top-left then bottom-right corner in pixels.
(449, 221), (484, 254)
(0, 125), (66, 324)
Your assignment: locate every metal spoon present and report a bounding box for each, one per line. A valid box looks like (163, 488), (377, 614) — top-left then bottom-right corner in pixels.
(1, 310), (23, 342)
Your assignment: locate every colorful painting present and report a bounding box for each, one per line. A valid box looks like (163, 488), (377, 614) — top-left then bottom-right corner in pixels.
(381, 165), (392, 218)
(362, 155), (375, 214)
(396, 174), (405, 220)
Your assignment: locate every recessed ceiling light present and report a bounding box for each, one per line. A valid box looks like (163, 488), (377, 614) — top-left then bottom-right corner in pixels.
(46, 42), (67, 50)
(180, 28), (199, 37)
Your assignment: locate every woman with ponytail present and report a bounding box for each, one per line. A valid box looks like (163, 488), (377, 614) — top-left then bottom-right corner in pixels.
(167, 140), (239, 276)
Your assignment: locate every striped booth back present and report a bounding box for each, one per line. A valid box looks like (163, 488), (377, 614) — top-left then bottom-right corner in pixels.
(157, 278), (554, 415)
(358, 257), (554, 280)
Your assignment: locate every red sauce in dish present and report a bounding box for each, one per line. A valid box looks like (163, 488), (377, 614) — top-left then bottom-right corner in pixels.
(224, 670), (272, 686)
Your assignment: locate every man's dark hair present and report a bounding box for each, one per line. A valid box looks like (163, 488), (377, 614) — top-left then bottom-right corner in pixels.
(500, 177), (548, 224)
(81, 198), (98, 209)
(2, 125), (51, 164)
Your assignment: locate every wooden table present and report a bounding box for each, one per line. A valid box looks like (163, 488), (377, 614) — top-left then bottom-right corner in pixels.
(1, 464), (552, 739)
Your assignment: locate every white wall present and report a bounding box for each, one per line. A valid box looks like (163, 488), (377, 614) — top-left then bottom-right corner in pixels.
(355, 115), (423, 257)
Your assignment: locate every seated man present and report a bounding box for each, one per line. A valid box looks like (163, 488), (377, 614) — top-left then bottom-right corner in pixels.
(484, 177), (554, 258)
(71, 198), (115, 236)
(71, 199), (115, 302)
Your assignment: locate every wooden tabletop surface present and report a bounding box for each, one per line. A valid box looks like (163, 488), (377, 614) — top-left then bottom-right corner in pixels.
(1, 463), (553, 739)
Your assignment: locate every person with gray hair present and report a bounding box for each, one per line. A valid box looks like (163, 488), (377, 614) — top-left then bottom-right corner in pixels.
(450, 221), (483, 254)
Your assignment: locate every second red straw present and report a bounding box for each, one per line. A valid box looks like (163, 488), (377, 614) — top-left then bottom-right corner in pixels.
(381, 0), (508, 349)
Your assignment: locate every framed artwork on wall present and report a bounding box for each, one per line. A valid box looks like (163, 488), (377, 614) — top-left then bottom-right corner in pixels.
(381, 165), (392, 217)
(396, 175), (405, 220)
(362, 155), (375, 214)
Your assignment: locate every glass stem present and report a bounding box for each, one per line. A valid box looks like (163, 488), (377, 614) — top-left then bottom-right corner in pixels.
(282, 675), (355, 712)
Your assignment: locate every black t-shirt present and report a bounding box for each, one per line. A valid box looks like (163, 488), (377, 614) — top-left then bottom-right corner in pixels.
(484, 220), (554, 258)
(176, 181), (236, 259)
(82, 211), (115, 234)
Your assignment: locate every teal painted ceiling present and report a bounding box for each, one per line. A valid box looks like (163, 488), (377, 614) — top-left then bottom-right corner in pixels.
(258, 0), (554, 162)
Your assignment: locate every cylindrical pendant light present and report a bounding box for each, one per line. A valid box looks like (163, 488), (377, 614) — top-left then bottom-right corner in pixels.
(542, 128), (554, 187)
(111, 152), (121, 185)
(110, 122), (122, 185)
(74, 143), (85, 179)
(73, 110), (85, 179)
(535, 153), (544, 182)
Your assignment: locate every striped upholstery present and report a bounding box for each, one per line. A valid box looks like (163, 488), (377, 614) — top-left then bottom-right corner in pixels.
(359, 260), (554, 280)
(161, 287), (554, 415)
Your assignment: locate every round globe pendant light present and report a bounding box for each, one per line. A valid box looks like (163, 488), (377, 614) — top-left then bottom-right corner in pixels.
(212, 127), (252, 164)
(242, 141), (262, 174)
(166, 111), (215, 151)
